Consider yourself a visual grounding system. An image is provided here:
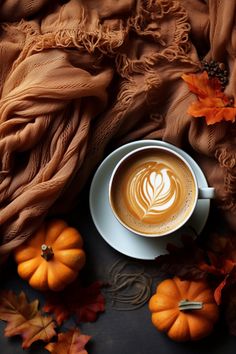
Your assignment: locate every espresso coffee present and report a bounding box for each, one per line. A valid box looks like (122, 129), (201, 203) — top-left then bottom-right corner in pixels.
(110, 148), (196, 236)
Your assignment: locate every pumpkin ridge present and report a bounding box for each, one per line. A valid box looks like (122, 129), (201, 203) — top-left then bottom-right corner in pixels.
(18, 259), (40, 279)
(44, 220), (68, 244)
(175, 277), (197, 300)
(162, 310), (179, 331)
(177, 312), (191, 340)
(188, 316), (213, 341)
(187, 304), (219, 322)
(54, 249), (86, 271)
(52, 239), (83, 250)
(157, 278), (182, 299)
(173, 277), (187, 299)
(152, 309), (179, 332)
(168, 312), (190, 341)
(47, 260), (77, 273)
(29, 262), (49, 291)
(153, 308), (179, 315)
(14, 247), (39, 262)
(55, 228), (83, 248)
(192, 289), (215, 303)
(187, 281), (210, 300)
(47, 262), (78, 291)
(185, 313), (191, 340)
(152, 293), (179, 311)
(183, 280), (192, 299)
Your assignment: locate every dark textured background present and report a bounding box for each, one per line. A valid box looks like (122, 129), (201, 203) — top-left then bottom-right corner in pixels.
(1, 184), (236, 354)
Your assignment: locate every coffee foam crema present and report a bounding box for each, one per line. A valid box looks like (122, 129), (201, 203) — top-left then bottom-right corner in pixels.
(125, 161), (181, 223)
(110, 149), (196, 236)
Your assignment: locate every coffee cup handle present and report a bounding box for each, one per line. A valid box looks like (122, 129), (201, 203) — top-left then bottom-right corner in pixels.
(198, 187), (215, 199)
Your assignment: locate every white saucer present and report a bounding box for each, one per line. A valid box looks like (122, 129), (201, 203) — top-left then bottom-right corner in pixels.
(89, 140), (210, 260)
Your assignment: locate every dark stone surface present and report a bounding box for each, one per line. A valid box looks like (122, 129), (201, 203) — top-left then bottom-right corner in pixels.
(1, 185), (236, 354)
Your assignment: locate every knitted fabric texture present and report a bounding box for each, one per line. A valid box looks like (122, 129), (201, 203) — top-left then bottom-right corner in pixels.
(0, 0), (236, 254)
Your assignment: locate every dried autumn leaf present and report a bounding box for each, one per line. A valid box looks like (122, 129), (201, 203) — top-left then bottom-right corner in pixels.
(44, 297), (70, 326)
(44, 280), (105, 325)
(203, 234), (236, 304)
(182, 71), (236, 125)
(155, 235), (208, 280)
(187, 99), (236, 125)
(214, 277), (229, 305)
(0, 290), (56, 349)
(45, 328), (91, 354)
(75, 281), (105, 322)
(182, 71), (222, 98)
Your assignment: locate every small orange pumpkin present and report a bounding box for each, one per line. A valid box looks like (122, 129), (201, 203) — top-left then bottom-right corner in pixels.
(149, 276), (219, 341)
(14, 219), (86, 291)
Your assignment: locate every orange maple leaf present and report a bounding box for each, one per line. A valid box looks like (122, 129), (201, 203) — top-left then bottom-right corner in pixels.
(43, 280), (105, 325)
(0, 290), (56, 349)
(182, 71), (236, 125)
(45, 328), (91, 354)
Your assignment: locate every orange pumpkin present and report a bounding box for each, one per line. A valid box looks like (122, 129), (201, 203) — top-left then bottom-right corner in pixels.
(149, 277), (219, 341)
(14, 219), (86, 291)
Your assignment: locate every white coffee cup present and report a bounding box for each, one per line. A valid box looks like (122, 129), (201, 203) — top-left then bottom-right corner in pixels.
(109, 146), (214, 237)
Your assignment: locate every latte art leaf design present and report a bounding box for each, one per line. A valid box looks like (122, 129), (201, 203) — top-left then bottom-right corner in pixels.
(126, 162), (181, 223)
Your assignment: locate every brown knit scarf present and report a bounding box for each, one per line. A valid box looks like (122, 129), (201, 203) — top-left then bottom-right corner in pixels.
(0, 0), (236, 254)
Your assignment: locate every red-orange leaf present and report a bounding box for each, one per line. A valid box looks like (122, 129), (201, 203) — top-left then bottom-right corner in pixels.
(75, 281), (105, 322)
(0, 290), (56, 349)
(44, 280), (105, 325)
(187, 100), (236, 125)
(43, 298), (70, 326)
(182, 71), (222, 98)
(182, 71), (236, 125)
(214, 276), (229, 305)
(45, 328), (91, 354)
(155, 235), (208, 280)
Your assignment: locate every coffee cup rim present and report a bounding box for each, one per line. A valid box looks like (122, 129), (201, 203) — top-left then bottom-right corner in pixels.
(108, 145), (199, 238)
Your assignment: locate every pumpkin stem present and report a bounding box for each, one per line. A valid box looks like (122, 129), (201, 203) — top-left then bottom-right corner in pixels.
(41, 244), (54, 261)
(178, 299), (203, 311)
